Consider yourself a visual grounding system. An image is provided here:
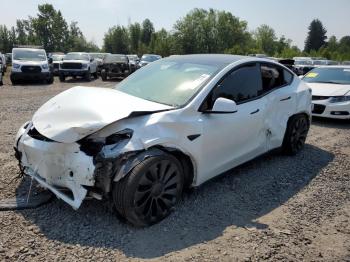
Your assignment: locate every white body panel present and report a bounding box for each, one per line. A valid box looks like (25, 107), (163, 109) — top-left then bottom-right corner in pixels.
(15, 56), (312, 209)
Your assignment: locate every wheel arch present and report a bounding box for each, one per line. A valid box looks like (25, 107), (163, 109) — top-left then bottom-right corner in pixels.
(111, 146), (196, 190)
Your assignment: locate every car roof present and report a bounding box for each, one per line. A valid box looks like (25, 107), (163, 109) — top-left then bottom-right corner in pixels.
(166, 54), (249, 66)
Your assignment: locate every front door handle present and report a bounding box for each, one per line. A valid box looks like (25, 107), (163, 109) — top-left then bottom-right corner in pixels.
(280, 96), (291, 101)
(250, 109), (260, 115)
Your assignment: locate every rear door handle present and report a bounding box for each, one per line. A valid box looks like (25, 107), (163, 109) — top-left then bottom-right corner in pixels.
(280, 96), (291, 101)
(250, 109), (260, 115)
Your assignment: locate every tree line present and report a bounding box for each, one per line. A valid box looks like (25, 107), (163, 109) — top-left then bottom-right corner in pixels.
(0, 4), (99, 53)
(1, 4), (350, 61)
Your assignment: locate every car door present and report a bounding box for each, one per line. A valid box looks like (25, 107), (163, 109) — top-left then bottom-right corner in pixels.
(197, 63), (268, 184)
(259, 63), (297, 150)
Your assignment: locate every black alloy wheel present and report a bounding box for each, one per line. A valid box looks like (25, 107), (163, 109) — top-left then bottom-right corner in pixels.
(113, 154), (184, 226)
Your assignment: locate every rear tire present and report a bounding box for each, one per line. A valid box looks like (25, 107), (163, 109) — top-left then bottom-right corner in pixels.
(282, 114), (310, 155)
(85, 71), (91, 81)
(113, 154), (184, 227)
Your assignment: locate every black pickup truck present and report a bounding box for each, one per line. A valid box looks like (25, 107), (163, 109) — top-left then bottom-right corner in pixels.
(101, 54), (130, 81)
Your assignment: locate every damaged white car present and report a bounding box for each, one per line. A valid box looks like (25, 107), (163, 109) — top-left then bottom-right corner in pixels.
(14, 55), (312, 226)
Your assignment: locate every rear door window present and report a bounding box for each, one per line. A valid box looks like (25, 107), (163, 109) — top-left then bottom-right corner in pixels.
(260, 63), (293, 93)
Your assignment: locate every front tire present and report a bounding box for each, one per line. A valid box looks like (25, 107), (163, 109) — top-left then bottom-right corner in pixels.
(282, 114), (310, 155)
(113, 154), (184, 227)
(101, 70), (107, 81)
(93, 71), (98, 79)
(85, 71), (91, 81)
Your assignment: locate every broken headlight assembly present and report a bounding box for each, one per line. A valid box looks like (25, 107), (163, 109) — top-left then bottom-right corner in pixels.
(78, 128), (133, 157)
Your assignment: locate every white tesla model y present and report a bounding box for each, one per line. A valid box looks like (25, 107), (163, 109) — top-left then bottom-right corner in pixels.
(14, 55), (311, 226)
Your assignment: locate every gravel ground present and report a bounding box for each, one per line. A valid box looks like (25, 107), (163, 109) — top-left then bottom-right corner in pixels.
(0, 72), (349, 261)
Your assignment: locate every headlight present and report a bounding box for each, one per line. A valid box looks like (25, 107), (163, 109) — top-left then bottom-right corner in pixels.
(42, 64), (49, 69)
(13, 63), (20, 69)
(78, 129), (133, 157)
(82, 64), (88, 69)
(329, 96), (350, 103)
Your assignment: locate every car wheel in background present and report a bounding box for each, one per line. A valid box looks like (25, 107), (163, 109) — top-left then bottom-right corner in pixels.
(101, 70), (107, 81)
(59, 74), (65, 82)
(93, 72), (98, 79)
(282, 114), (310, 155)
(46, 75), (54, 84)
(113, 154), (184, 227)
(85, 71), (91, 81)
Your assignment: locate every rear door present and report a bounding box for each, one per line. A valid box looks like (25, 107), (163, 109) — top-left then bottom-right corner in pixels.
(259, 63), (296, 150)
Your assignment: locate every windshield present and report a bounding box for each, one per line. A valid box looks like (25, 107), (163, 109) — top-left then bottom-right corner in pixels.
(104, 54), (128, 63)
(52, 55), (64, 61)
(90, 53), (105, 59)
(115, 59), (220, 106)
(303, 67), (350, 85)
(141, 55), (160, 62)
(13, 49), (46, 61)
(295, 60), (312, 65)
(64, 53), (89, 61)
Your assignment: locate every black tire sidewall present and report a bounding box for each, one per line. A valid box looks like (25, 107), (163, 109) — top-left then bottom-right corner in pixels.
(113, 154), (184, 227)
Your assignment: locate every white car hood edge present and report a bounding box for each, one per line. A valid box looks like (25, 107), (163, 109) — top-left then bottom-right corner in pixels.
(32, 86), (173, 143)
(306, 82), (350, 96)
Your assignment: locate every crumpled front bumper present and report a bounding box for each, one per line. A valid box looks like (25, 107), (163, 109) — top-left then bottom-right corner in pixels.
(14, 123), (96, 209)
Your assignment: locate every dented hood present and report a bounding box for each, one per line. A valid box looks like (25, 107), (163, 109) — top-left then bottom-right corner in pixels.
(33, 86), (172, 143)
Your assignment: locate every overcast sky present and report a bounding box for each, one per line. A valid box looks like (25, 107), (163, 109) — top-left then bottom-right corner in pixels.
(1, 0), (349, 49)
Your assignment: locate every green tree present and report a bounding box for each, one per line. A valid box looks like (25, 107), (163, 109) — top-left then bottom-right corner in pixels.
(141, 19), (154, 46)
(304, 19), (327, 52)
(174, 8), (250, 54)
(254, 24), (277, 55)
(103, 25), (129, 53)
(129, 22), (141, 53)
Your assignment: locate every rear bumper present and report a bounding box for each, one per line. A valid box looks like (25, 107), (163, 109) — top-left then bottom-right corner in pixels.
(15, 123), (96, 209)
(312, 100), (350, 119)
(11, 71), (51, 81)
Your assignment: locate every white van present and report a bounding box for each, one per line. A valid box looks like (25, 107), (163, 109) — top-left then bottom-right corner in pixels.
(11, 48), (54, 85)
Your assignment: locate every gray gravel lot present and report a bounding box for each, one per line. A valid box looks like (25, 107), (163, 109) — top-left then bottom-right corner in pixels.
(0, 73), (349, 261)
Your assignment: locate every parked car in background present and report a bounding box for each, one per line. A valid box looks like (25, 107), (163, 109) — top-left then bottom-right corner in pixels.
(294, 59), (315, 76)
(139, 54), (162, 67)
(5, 53), (12, 65)
(101, 54), (130, 81)
(51, 53), (65, 76)
(14, 54), (311, 226)
(127, 54), (140, 73)
(10, 47), (54, 85)
(59, 52), (98, 82)
(90, 53), (108, 74)
(0, 53), (7, 73)
(303, 66), (350, 119)
(342, 61), (350, 65)
(312, 60), (339, 66)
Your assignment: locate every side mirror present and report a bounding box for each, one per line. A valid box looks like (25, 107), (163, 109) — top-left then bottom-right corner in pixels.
(90, 58), (94, 62)
(204, 97), (238, 114)
(48, 57), (53, 64)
